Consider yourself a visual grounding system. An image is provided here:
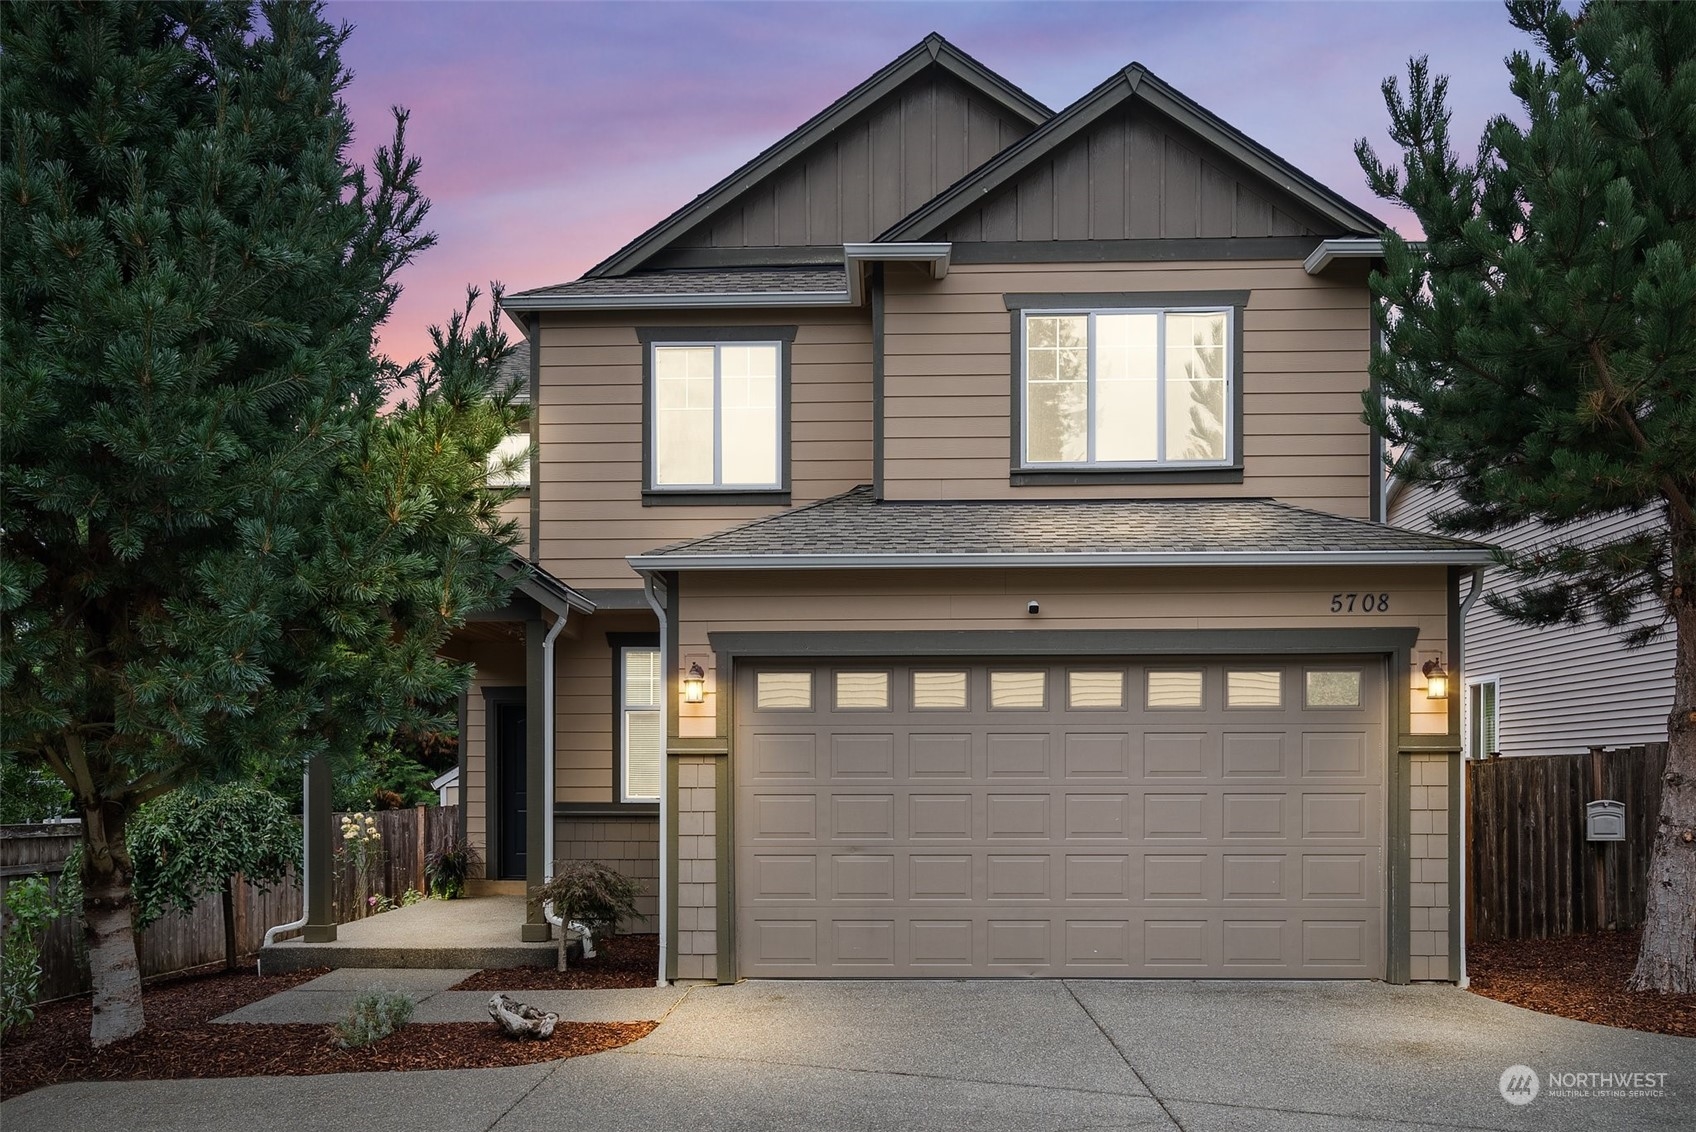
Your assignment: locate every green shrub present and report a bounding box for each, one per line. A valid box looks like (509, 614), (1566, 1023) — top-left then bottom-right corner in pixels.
(424, 832), (481, 900)
(530, 861), (645, 971)
(333, 987), (415, 1049)
(1, 875), (61, 1035)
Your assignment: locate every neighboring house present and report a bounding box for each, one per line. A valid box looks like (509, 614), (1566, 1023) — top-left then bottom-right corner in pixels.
(1389, 480), (1674, 759)
(412, 34), (1497, 986)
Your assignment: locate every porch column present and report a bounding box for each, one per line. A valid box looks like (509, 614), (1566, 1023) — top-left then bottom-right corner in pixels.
(521, 614), (550, 942)
(302, 753), (336, 942)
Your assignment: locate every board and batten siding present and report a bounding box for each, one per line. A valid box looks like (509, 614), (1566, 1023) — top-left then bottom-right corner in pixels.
(534, 308), (873, 588)
(1391, 482), (1673, 755)
(669, 71), (1038, 255)
(939, 103), (1329, 243)
(672, 566), (1451, 741)
(880, 259), (1374, 514)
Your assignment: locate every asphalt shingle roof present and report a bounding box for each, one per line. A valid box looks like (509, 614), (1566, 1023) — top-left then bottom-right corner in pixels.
(507, 266), (848, 302)
(633, 486), (1494, 567)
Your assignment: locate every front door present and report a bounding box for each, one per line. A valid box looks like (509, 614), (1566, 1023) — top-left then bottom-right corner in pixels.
(495, 700), (528, 880)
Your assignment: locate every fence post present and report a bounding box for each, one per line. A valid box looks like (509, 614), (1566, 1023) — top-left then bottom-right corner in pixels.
(416, 804), (427, 894)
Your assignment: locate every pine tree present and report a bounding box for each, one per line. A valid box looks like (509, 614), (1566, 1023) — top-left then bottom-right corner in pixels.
(1, 2), (522, 1042)
(1357, 1), (1696, 990)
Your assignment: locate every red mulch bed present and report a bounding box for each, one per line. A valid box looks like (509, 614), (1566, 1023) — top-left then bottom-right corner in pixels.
(1467, 929), (1696, 1037)
(1, 959), (654, 1100)
(453, 932), (660, 991)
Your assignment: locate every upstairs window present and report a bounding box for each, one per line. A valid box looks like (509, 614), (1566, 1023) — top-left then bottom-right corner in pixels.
(650, 341), (783, 491)
(1018, 306), (1234, 469)
(486, 431), (533, 489)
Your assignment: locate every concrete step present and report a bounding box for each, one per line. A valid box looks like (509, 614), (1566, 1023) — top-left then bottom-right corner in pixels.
(259, 940), (556, 974)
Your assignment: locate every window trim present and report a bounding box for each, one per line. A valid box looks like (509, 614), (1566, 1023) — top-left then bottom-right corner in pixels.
(639, 326), (796, 505)
(1005, 291), (1247, 484)
(1466, 675), (1500, 760)
(610, 632), (662, 804)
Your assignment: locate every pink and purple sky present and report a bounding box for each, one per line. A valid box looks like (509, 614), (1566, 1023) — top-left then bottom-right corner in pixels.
(326, 0), (1533, 366)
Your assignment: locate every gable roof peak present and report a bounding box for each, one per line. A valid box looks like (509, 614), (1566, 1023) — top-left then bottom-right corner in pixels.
(582, 33), (1050, 279)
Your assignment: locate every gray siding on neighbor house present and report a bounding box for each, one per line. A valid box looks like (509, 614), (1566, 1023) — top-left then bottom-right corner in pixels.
(1390, 482), (1674, 755)
(669, 71), (1037, 254)
(939, 104), (1332, 244)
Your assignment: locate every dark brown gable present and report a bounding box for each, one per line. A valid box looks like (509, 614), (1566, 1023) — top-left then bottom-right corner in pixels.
(652, 71), (1039, 266)
(938, 101), (1334, 243)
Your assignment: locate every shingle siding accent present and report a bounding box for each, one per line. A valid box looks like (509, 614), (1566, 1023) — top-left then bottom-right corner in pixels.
(675, 757), (720, 980)
(1408, 753), (1452, 981)
(554, 816), (660, 930)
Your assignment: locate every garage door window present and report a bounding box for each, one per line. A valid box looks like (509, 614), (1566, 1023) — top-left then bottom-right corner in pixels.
(1305, 668), (1363, 708)
(756, 672), (813, 711)
(1146, 669), (1204, 709)
(911, 670), (968, 710)
(834, 671), (890, 711)
(1067, 670), (1125, 709)
(990, 670), (1047, 709)
(1226, 669), (1283, 708)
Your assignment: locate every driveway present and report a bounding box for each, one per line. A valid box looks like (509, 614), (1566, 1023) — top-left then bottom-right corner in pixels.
(5, 980), (1688, 1132)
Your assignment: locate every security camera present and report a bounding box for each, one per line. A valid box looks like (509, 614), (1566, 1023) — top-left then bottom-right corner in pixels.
(1027, 600), (1040, 615)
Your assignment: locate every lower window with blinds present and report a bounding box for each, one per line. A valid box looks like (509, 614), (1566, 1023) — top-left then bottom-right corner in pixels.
(620, 645), (662, 801)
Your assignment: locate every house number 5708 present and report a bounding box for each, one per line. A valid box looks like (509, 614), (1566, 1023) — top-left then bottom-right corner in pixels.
(1331, 592), (1390, 613)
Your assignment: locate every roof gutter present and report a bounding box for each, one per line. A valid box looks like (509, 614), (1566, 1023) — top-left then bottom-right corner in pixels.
(1304, 236), (1427, 275)
(628, 548), (1498, 571)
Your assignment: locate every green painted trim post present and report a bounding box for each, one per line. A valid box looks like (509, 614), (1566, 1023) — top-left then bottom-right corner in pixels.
(520, 616), (549, 942)
(1447, 566), (1465, 981)
(302, 754), (336, 942)
(715, 752), (736, 983)
(1387, 646), (1412, 984)
(665, 753), (680, 981)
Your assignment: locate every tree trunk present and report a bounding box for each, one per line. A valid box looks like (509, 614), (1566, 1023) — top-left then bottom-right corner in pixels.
(81, 799), (144, 1046)
(556, 923), (568, 972)
(1631, 577), (1696, 992)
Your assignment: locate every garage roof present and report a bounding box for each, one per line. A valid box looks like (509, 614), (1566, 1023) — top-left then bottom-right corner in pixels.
(629, 486), (1495, 570)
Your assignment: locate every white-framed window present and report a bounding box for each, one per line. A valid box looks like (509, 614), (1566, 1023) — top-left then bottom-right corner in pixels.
(1467, 677), (1499, 759)
(619, 646), (662, 801)
(486, 431), (533, 489)
(1020, 308), (1232, 467)
(651, 341), (782, 489)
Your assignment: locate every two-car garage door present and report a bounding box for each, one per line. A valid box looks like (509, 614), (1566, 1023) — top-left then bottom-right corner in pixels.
(734, 658), (1385, 978)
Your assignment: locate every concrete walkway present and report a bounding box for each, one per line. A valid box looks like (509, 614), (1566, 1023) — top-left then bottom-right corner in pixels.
(259, 895), (554, 973)
(213, 967), (690, 1025)
(7, 980), (1690, 1132)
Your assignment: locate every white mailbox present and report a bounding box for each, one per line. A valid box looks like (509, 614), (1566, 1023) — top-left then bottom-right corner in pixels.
(1586, 800), (1626, 842)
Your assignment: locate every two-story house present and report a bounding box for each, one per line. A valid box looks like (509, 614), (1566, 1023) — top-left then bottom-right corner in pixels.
(446, 35), (1492, 986)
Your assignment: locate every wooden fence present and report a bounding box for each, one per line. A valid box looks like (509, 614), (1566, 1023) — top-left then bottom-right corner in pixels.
(1467, 744), (1667, 942)
(0, 805), (458, 1001)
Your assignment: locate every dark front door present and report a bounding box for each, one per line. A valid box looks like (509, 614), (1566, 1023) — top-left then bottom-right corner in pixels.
(495, 700), (527, 880)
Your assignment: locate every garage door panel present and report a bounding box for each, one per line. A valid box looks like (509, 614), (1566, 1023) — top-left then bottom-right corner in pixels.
(736, 658), (1385, 979)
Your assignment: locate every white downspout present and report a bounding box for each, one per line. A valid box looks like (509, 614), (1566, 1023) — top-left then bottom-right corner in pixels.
(262, 768), (311, 954)
(1456, 566), (1484, 988)
(642, 572), (669, 987)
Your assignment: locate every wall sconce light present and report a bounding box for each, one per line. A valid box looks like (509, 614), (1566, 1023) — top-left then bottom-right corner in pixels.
(682, 662), (706, 705)
(1421, 658), (1449, 700)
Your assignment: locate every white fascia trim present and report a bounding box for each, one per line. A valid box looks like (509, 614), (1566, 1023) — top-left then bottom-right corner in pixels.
(1304, 237), (1387, 275)
(500, 290), (854, 312)
(627, 549), (1498, 571)
(843, 242), (952, 279)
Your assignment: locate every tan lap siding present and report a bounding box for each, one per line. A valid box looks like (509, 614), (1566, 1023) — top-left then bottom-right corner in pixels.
(677, 567), (1450, 739)
(535, 309), (873, 587)
(553, 610), (658, 804)
(881, 260), (1372, 514)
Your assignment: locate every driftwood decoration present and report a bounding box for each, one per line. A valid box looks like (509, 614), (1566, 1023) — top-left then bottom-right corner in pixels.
(487, 993), (559, 1040)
